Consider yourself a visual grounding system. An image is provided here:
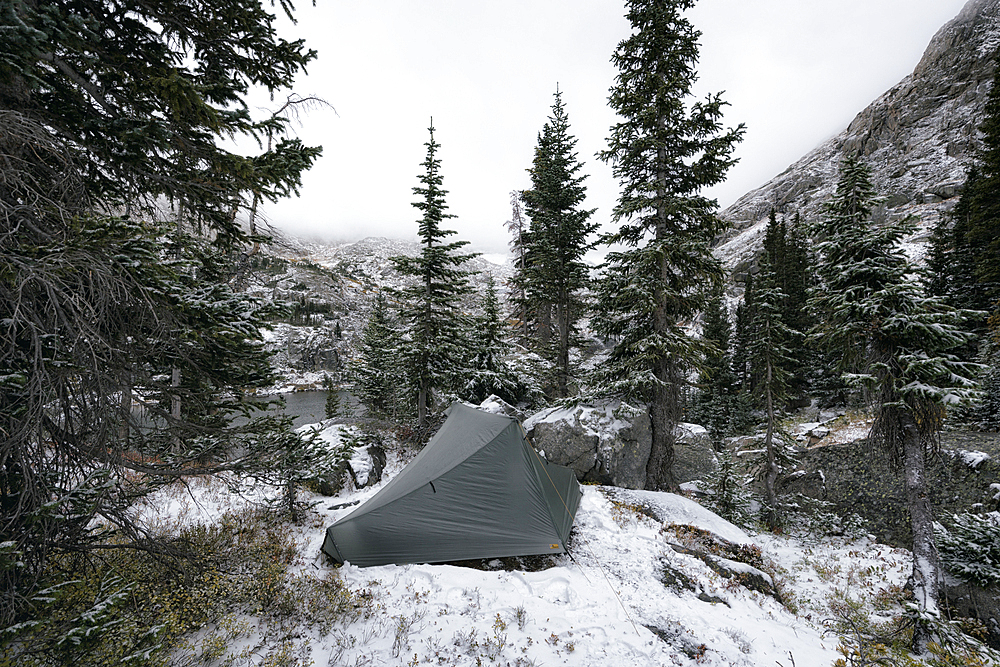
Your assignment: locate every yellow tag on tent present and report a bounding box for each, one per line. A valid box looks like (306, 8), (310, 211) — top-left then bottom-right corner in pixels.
(550, 544), (559, 549)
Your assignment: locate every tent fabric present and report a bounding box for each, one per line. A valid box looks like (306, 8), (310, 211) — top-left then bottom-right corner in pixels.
(322, 402), (582, 567)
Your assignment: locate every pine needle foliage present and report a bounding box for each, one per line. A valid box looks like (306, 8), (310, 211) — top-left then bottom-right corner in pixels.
(520, 88), (598, 397)
(1, 0), (322, 626)
(461, 277), (533, 406)
(352, 291), (406, 419)
(391, 121), (478, 426)
(811, 154), (982, 652)
(593, 0), (744, 491)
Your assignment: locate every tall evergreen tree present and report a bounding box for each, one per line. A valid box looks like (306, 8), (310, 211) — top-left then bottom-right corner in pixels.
(352, 291), (405, 419)
(505, 191), (532, 347)
(749, 260), (798, 531)
(521, 87), (599, 397)
(592, 0), (744, 491)
(1, 0), (321, 622)
(690, 282), (738, 438)
(391, 121), (477, 426)
(732, 273), (756, 395)
(811, 154), (981, 653)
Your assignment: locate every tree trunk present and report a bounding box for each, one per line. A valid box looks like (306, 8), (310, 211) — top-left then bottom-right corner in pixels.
(901, 412), (940, 654)
(645, 360), (678, 491)
(538, 302), (552, 350)
(645, 120), (679, 492)
(557, 300), (570, 397)
(762, 358), (780, 531)
(418, 382), (428, 428)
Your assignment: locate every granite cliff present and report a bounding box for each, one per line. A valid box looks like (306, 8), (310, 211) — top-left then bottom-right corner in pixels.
(716, 0), (1000, 275)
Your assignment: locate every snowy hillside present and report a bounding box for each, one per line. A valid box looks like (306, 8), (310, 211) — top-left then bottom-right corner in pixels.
(245, 233), (513, 392)
(149, 419), (927, 667)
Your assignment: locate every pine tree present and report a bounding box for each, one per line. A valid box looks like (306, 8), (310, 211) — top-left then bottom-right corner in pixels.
(391, 121), (478, 426)
(592, 0), (744, 491)
(959, 57), (1000, 307)
(732, 273), (757, 395)
(505, 191), (532, 347)
(461, 277), (531, 405)
(691, 282), (738, 438)
(811, 154), (981, 653)
(1, 0), (320, 622)
(520, 87), (599, 397)
(749, 260), (799, 531)
(352, 291), (405, 419)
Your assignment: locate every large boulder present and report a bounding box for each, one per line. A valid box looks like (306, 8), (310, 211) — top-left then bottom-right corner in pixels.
(672, 423), (718, 483)
(524, 403), (651, 489)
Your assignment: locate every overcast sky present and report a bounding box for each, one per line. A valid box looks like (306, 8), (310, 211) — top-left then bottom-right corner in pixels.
(256, 0), (971, 256)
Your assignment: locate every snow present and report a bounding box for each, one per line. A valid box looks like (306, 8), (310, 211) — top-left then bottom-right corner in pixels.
(604, 488), (753, 547)
(305, 486), (842, 667)
(958, 450), (991, 469)
(523, 402), (637, 438)
(137, 416), (923, 667)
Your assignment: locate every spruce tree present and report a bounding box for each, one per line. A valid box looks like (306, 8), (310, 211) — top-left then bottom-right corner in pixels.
(461, 277), (530, 405)
(732, 273), (757, 395)
(391, 121), (477, 426)
(811, 154), (981, 653)
(521, 87), (599, 397)
(352, 291), (404, 419)
(593, 0), (744, 491)
(691, 282), (738, 438)
(505, 191), (532, 347)
(1, 0), (321, 621)
(749, 260), (799, 531)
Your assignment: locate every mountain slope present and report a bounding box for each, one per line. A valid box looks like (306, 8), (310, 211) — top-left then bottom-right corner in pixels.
(717, 0), (1000, 274)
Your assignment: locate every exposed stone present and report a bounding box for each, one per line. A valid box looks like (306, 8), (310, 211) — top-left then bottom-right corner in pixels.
(666, 542), (779, 602)
(524, 403), (651, 489)
(476, 395), (526, 421)
(715, 0), (1000, 280)
(789, 432), (1000, 546)
(673, 423), (718, 484)
(943, 577), (1000, 649)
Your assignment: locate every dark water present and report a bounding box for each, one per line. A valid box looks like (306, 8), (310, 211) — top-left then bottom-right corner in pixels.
(133, 390), (359, 430)
(262, 390), (360, 428)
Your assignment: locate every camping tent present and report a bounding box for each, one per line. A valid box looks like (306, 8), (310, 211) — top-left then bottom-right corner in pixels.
(322, 402), (582, 567)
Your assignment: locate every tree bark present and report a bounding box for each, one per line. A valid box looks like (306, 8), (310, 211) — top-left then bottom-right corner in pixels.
(901, 411), (940, 654)
(646, 359), (679, 491)
(763, 352), (780, 531)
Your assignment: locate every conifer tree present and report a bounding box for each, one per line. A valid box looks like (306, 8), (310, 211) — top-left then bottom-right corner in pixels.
(732, 273), (756, 395)
(505, 191), (532, 347)
(521, 88), (599, 397)
(352, 291), (405, 419)
(811, 154), (981, 653)
(749, 260), (798, 531)
(462, 277), (530, 405)
(592, 0), (744, 491)
(691, 282), (738, 438)
(391, 121), (477, 426)
(1, 0), (321, 621)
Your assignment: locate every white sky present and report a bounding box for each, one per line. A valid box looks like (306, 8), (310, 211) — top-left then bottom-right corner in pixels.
(257, 0), (971, 255)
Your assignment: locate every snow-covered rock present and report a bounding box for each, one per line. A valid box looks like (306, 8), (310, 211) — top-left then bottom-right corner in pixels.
(525, 402), (651, 489)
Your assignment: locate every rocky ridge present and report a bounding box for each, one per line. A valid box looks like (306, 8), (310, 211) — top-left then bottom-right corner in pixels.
(716, 0), (1000, 276)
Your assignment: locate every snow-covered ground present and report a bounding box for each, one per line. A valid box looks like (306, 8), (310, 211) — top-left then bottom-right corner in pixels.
(146, 419), (918, 667)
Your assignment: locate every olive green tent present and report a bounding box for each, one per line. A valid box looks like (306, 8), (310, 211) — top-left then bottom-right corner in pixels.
(321, 402), (582, 567)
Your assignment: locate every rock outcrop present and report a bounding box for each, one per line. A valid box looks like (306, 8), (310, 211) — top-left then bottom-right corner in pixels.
(524, 405), (718, 488)
(525, 403), (652, 489)
(716, 0), (1000, 274)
